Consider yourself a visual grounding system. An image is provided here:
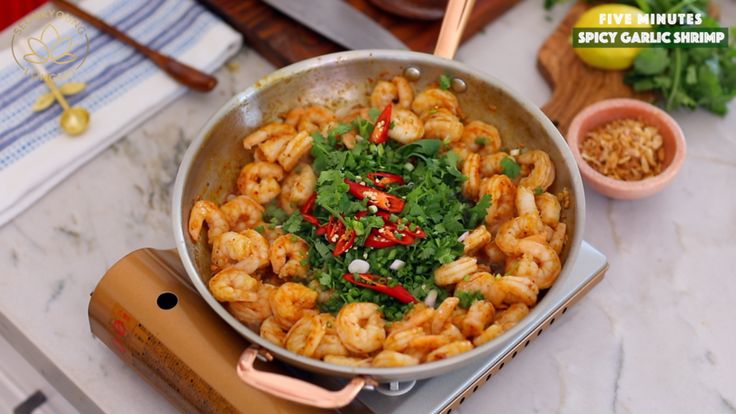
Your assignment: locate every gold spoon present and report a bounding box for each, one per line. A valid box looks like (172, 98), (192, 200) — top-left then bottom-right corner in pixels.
(22, 40), (90, 136)
(40, 74), (90, 136)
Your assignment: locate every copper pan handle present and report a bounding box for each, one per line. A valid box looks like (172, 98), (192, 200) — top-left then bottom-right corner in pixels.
(236, 347), (374, 408)
(434, 0), (477, 59)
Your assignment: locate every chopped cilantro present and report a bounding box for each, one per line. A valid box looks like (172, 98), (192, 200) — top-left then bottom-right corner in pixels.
(438, 74), (452, 90)
(500, 156), (521, 179)
(474, 136), (488, 147)
(327, 123), (353, 139)
(533, 186), (544, 195)
(368, 107), (380, 121)
(457, 291), (484, 308)
(263, 203), (288, 224)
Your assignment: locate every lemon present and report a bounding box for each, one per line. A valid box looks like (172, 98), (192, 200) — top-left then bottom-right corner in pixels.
(573, 4), (651, 70)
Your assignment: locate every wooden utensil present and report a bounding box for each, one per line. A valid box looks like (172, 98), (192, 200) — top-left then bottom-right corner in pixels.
(197, 0), (521, 68)
(53, 0), (218, 92)
(538, 2), (653, 134)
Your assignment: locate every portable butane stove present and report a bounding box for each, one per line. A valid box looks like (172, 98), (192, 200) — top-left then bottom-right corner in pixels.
(88, 242), (607, 414)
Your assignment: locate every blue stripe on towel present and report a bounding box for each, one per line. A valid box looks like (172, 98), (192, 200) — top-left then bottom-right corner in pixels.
(0, 0), (217, 170)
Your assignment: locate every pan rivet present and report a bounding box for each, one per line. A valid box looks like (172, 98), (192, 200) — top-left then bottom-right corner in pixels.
(404, 66), (421, 81)
(451, 78), (467, 93)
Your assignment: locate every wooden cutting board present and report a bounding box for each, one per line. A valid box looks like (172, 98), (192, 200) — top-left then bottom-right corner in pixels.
(198, 0), (522, 67)
(538, 2), (654, 134)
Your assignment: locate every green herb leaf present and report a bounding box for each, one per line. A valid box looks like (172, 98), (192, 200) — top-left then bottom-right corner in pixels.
(474, 136), (488, 147)
(438, 74), (452, 90)
(633, 48), (670, 75)
(500, 156), (521, 179)
(457, 290), (484, 308)
(368, 107), (380, 121)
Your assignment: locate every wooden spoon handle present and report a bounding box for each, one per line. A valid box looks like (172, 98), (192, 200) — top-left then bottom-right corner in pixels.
(53, 0), (218, 92)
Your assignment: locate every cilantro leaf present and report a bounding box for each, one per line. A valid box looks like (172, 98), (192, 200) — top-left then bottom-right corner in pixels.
(500, 156), (521, 179)
(457, 290), (484, 308)
(438, 74), (452, 90)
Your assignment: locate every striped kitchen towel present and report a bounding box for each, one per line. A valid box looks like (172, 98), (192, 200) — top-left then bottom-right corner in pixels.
(0, 0), (241, 227)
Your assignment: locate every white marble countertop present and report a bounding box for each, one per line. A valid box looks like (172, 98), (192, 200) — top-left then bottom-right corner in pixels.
(1, 1), (735, 413)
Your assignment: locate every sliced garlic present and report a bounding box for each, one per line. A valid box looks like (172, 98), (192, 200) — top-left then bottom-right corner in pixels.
(348, 259), (370, 274)
(424, 289), (438, 308)
(389, 259), (405, 270)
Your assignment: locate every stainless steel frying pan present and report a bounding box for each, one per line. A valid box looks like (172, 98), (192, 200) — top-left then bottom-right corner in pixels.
(171, 0), (585, 408)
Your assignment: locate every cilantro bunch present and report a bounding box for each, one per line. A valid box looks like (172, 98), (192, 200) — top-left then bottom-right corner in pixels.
(546, 0), (736, 115)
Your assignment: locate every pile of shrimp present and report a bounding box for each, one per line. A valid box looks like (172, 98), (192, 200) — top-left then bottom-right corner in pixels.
(188, 75), (569, 367)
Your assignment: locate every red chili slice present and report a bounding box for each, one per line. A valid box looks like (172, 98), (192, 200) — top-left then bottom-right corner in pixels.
(344, 179), (405, 213)
(370, 104), (392, 144)
(364, 230), (397, 248)
(379, 226), (415, 245)
(342, 273), (418, 304)
(300, 193), (320, 226)
(375, 211), (426, 240)
(333, 230), (356, 256)
(367, 172), (404, 188)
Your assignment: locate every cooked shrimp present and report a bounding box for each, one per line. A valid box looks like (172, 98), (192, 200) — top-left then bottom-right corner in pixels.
(208, 268), (259, 302)
(389, 303), (435, 333)
(311, 314), (349, 358)
(284, 314), (326, 357)
(228, 284), (275, 330)
(459, 121), (501, 156)
(464, 225), (491, 255)
(237, 162), (284, 205)
(425, 340), (473, 362)
(284, 105), (336, 134)
(324, 355), (372, 367)
(549, 223), (567, 254)
(253, 222), (285, 244)
(243, 122), (297, 150)
(337, 106), (370, 123)
(479, 175), (517, 225)
(434, 257), (478, 286)
(335, 303), (386, 354)
(279, 164), (316, 214)
(384, 327), (425, 352)
(220, 195), (264, 232)
(482, 240), (507, 266)
(405, 335), (451, 360)
(371, 76), (414, 109)
(411, 88), (462, 117)
(536, 192), (561, 227)
(372, 350), (420, 367)
(516, 186), (539, 217)
(462, 153), (481, 200)
(462, 300), (495, 338)
(278, 131), (313, 172)
(517, 150), (555, 191)
(473, 303), (529, 346)
(269, 282), (318, 329)
(256, 134), (292, 163)
(440, 323), (465, 341)
(495, 275), (539, 307)
(269, 234), (309, 279)
(495, 213), (545, 255)
(188, 200), (229, 243)
(431, 297), (460, 334)
(211, 230), (269, 272)
(388, 108), (424, 144)
(422, 109), (464, 143)
(260, 316), (287, 346)
(480, 152), (510, 177)
(516, 239), (561, 289)
(456, 273), (538, 308)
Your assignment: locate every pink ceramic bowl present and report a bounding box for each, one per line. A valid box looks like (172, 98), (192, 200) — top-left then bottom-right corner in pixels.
(566, 98), (686, 200)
